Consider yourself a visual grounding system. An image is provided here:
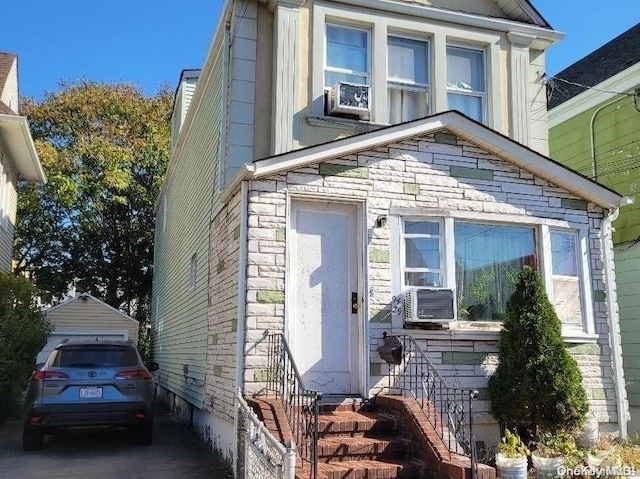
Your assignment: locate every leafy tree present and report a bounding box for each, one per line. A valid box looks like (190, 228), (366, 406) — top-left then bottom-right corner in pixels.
(488, 266), (588, 433)
(0, 272), (51, 424)
(14, 81), (172, 357)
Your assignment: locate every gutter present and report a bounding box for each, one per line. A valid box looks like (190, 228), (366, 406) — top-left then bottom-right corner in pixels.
(234, 180), (250, 390)
(0, 114), (46, 183)
(601, 197), (634, 438)
(590, 97), (623, 181)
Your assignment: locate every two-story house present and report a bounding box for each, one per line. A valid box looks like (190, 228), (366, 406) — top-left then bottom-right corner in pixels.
(548, 23), (640, 435)
(0, 53), (46, 271)
(152, 1), (629, 477)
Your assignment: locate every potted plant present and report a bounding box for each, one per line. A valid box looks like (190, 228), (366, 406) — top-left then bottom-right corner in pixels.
(495, 429), (529, 479)
(532, 430), (580, 479)
(469, 268), (494, 321)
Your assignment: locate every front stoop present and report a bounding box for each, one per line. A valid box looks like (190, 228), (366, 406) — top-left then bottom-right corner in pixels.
(248, 395), (495, 479)
(375, 395), (496, 479)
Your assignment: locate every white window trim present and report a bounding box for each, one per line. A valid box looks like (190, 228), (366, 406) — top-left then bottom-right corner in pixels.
(400, 218), (445, 288)
(311, 3), (503, 129)
(390, 212), (596, 338)
(324, 23), (372, 90)
(387, 35), (431, 123)
(188, 253), (197, 291)
(446, 43), (488, 124)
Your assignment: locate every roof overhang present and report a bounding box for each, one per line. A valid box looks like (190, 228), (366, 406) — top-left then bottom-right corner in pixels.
(0, 114), (46, 183)
(327, 0), (563, 50)
(250, 111), (622, 209)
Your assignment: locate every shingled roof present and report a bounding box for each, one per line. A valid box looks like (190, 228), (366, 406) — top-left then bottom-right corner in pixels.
(548, 22), (640, 109)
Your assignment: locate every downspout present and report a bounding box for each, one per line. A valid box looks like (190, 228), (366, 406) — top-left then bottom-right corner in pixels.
(235, 180), (250, 391)
(590, 97), (621, 180)
(601, 202), (628, 438)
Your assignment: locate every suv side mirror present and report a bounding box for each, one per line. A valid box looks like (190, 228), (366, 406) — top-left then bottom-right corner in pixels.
(146, 361), (159, 372)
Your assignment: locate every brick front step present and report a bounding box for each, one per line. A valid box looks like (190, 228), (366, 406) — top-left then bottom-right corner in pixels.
(318, 411), (397, 437)
(318, 436), (411, 462)
(318, 459), (426, 479)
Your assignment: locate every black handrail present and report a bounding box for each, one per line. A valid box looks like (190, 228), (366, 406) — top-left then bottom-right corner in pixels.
(385, 333), (479, 479)
(263, 332), (321, 479)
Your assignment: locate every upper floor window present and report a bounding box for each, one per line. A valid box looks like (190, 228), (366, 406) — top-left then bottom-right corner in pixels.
(446, 45), (486, 123)
(387, 36), (429, 124)
(325, 25), (369, 88)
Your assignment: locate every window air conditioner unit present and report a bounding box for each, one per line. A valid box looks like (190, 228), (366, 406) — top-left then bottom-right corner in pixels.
(328, 82), (370, 118)
(403, 288), (455, 323)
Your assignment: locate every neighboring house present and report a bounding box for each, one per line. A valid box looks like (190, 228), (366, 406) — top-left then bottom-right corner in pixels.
(0, 53), (46, 271)
(548, 23), (640, 434)
(152, 0), (630, 474)
(38, 293), (139, 363)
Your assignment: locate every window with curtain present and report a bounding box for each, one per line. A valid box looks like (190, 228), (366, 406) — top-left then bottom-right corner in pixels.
(402, 220), (443, 287)
(387, 36), (429, 124)
(446, 46), (486, 123)
(551, 230), (583, 328)
(454, 223), (535, 321)
(325, 25), (369, 88)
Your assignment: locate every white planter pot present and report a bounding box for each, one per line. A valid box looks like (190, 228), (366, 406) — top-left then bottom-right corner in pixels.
(495, 453), (528, 479)
(576, 418), (599, 449)
(532, 451), (565, 479)
(586, 450), (609, 468)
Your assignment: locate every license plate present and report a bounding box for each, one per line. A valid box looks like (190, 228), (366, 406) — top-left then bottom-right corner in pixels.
(79, 387), (103, 399)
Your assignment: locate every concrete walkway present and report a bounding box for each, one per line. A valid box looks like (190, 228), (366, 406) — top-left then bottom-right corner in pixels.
(0, 406), (233, 479)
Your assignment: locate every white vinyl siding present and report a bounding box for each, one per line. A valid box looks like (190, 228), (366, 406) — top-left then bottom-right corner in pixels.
(152, 48), (225, 408)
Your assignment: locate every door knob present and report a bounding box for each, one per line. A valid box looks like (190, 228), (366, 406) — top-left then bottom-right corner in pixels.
(351, 292), (359, 314)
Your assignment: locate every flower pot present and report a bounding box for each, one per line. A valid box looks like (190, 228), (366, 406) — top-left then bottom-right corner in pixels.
(495, 453), (528, 479)
(586, 450), (609, 468)
(532, 451), (565, 479)
(576, 417), (599, 449)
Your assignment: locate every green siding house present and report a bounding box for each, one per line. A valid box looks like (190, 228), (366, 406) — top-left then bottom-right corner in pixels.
(549, 22), (640, 434)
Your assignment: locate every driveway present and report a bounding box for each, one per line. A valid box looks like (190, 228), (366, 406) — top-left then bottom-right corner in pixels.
(0, 406), (233, 479)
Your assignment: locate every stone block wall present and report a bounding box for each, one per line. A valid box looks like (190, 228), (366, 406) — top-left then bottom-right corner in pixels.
(206, 189), (242, 423)
(240, 128), (622, 435)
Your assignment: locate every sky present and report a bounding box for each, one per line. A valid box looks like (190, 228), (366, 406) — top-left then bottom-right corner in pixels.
(0, 0), (638, 100)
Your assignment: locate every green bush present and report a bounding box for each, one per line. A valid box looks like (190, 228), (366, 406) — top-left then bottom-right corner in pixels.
(488, 266), (588, 433)
(0, 273), (51, 424)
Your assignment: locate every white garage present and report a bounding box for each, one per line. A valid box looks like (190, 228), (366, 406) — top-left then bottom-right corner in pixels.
(39, 293), (139, 364)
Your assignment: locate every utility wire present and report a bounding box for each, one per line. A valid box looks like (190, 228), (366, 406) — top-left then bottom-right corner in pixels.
(545, 74), (637, 98)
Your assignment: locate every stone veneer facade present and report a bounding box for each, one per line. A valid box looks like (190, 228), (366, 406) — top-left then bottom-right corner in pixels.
(235, 129), (622, 443)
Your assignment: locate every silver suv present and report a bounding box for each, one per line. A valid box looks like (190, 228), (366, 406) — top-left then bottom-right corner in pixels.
(23, 339), (159, 451)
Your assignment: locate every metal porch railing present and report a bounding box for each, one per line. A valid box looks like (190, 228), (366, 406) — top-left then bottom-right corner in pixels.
(263, 332), (322, 479)
(384, 333), (480, 479)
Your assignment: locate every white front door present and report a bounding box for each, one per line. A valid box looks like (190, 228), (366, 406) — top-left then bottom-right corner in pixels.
(290, 200), (360, 395)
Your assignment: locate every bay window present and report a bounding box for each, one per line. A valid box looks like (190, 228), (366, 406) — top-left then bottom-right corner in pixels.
(446, 46), (486, 123)
(387, 36), (429, 124)
(325, 25), (369, 88)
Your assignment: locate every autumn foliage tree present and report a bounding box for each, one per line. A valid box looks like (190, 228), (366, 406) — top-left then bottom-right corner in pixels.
(15, 81), (172, 357)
